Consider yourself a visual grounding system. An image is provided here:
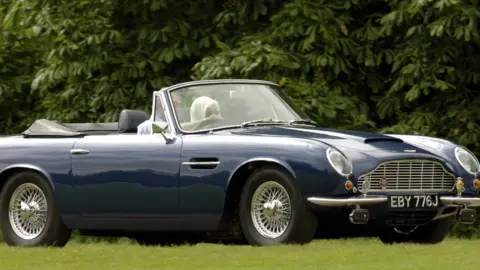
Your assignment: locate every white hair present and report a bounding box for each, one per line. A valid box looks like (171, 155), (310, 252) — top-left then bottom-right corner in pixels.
(190, 96), (220, 122)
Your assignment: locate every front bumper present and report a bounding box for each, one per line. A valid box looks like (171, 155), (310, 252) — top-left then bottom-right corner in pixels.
(307, 195), (480, 225)
(307, 195), (387, 207)
(307, 195), (480, 207)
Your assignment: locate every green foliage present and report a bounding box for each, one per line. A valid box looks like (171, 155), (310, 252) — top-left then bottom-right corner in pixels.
(1, 0), (480, 239)
(1, 0), (283, 127)
(192, 0), (480, 158)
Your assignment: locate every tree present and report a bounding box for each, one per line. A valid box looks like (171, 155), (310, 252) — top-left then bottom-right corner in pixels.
(192, 0), (480, 156)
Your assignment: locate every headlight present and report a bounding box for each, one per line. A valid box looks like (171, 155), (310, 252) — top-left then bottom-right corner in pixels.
(454, 146), (480, 175)
(326, 148), (353, 176)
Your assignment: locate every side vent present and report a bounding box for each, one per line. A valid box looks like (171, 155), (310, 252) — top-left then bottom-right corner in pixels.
(182, 157), (220, 170)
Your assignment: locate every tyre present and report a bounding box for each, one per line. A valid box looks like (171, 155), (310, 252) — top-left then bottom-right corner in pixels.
(379, 217), (452, 245)
(239, 165), (318, 246)
(0, 171), (71, 247)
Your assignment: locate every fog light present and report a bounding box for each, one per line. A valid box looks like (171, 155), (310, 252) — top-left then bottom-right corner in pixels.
(473, 179), (480, 189)
(345, 180), (354, 191)
(349, 209), (369, 225)
(457, 208), (476, 224)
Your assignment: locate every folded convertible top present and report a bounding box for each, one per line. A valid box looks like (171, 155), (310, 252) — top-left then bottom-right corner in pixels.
(22, 119), (118, 138)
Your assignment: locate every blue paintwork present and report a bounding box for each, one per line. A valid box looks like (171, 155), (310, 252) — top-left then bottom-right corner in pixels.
(0, 79), (478, 233)
(70, 134), (182, 216)
(0, 136), (78, 214)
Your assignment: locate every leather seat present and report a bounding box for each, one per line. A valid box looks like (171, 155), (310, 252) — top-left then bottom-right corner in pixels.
(118, 109), (150, 133)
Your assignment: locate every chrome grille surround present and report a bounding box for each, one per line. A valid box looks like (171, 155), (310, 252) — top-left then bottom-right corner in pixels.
(357, 159), (456, 193)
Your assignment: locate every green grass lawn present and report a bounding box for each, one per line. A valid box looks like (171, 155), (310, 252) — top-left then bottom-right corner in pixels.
(0, 238), (478, 270)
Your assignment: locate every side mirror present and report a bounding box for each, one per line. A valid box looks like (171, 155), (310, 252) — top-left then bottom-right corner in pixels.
(151, 122), (174, 143)
(152, 122), (168, 133)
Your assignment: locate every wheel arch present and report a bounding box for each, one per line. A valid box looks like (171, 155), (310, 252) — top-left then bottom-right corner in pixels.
(219, 158), (296, 230)
(0, 164), (55, 194)
(228, 157), (296, 184)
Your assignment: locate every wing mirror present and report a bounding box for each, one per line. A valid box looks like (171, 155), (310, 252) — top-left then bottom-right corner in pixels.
(151, 122), (174, 143)
(152, 122), (168, 133)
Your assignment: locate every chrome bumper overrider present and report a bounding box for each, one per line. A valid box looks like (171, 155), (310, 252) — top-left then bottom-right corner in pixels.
(307, 195), (480, 207)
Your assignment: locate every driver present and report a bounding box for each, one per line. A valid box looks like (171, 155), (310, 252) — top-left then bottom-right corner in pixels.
(190, 96), (221, 122)
(181, 96), (223, 131)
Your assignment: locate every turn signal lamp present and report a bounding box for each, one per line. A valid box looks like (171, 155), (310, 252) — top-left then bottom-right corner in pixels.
(473, 179), (480, 189)
(345, 180), (354, 191)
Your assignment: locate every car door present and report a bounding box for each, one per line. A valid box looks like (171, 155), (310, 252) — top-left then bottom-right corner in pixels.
(70, 133), (182, 218)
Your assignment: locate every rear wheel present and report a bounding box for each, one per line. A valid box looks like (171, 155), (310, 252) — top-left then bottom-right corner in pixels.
(0, 171), (71, 247)
(239, 165), (317, 246)
(379, 217), (452, 244)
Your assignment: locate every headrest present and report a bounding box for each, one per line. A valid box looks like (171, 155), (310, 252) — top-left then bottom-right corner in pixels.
(118, 109), (150, 133)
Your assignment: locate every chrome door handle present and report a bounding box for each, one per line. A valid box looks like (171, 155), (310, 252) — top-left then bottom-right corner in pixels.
(70, 149), (90, 155)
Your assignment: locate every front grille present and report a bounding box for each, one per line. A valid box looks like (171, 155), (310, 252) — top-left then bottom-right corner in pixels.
(357, 160), (455, 192)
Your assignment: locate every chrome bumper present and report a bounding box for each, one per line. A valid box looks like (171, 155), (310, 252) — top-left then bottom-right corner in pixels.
(439, 196), (480, 207)
(307, 195), (387, 207)
(307, 195), (480, 207)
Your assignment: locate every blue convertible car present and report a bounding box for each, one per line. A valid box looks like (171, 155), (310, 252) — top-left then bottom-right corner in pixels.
(0, 79), (480, 247)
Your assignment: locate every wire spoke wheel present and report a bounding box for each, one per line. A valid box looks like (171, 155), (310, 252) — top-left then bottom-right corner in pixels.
(8, 183), (48, 240)
(250, 181), (292, 239)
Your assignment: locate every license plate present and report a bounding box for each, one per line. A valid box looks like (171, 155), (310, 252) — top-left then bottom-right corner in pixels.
(388, 195), (439, 209)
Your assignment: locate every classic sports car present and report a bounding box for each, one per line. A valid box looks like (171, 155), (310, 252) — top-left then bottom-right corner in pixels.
(0, 79), (480, 247)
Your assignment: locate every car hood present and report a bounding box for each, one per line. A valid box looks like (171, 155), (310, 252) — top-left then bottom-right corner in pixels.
(228, 125), (444, 159)
(226, 125), (460, 180)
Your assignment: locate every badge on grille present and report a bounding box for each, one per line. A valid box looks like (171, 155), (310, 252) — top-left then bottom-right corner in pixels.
(380, 176), (388, 190)
(362, 179), (370, 195)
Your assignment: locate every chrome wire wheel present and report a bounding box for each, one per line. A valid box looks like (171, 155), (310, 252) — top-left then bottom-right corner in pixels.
(8, 183), (48, 240)
(251, 181), (292, 239)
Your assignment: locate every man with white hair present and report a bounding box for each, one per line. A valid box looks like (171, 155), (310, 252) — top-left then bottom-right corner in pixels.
(181, 96), (222, 131)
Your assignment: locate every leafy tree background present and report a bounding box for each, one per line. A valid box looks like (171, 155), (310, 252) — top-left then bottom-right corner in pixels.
(1, 0), (480, 240)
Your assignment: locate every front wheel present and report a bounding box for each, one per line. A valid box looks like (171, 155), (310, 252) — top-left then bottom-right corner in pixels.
(0, 171), (71, 247)
(239, 165), (318, 246)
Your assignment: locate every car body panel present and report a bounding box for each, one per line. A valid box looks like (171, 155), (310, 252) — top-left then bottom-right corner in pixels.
(0, 136), (77, 213)
(70, 134), (182, 216)
(178, 133), (347, 216)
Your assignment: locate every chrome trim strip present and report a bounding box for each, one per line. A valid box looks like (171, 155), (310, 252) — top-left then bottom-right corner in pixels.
(439, 196), (480, 207)
(182, 161), (220, 166)
(307, 195), (388, 207)
(357, 159), (456, 193)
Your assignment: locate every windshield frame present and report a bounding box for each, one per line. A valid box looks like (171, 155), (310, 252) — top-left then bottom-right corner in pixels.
(165, 79), (310, 134)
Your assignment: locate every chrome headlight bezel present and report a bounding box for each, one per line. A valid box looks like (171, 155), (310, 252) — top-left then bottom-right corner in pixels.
(326, 147), (353, 177)
(454, 146), (480, 175)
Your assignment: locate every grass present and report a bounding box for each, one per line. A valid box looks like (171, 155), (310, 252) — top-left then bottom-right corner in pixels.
(0, 237), (478, 270)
